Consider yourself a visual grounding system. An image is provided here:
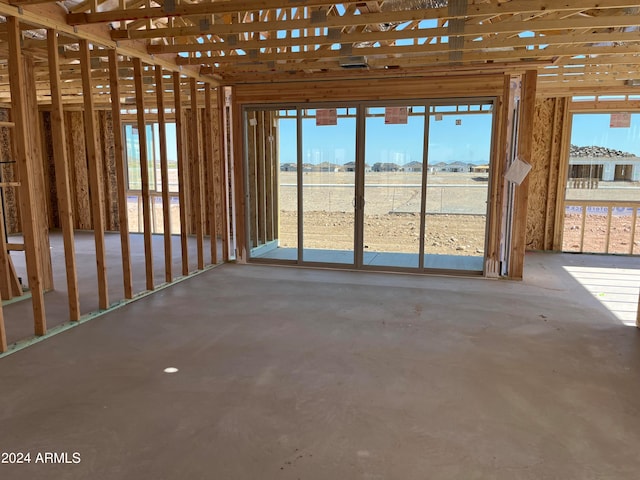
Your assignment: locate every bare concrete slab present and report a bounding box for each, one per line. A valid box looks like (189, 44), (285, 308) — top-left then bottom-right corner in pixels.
(1, 259), (639, 479)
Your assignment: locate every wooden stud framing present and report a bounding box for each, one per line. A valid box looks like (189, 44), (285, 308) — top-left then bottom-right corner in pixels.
(173, 72), (189, 275)
(552, 106), (573, 251)
(231, 92), (244, 261)
(155, 65), (172, 282)
(605, 209), (613, 254)
(24, 58), (54, 293)
(542, 97), (563, 251)
(190, 78), (205, 270)
(108, 50), (134, 299)
(7, 16), (47, 334)
(247, 110), (258, 249)
(204, 85), (219, 264)
(257, 111), (267, 246)
(80, 39), (109, 310)
(267, 112), (280, 240)
(579, 207), (587, 252)
(48, 29), (81, 321)
(218, 86), (231, 261)
(133, 58), (154, 291)
(509, 70), (538, 279)
(484, 75), (510, 277)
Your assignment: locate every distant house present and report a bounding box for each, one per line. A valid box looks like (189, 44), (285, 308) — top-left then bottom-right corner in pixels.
(404, 161), (423, 172)
(343, 161), (371, 172)
(428, 162), (448, 173)
(569, 145), (640, 181)
(343, 161), (356, 172)
(445, 161), (471, 173)
(471, 165), (489, 173)
(372, 162), (401, 172)
(310, 161), (341, 172)
(280, 163), (297, 172)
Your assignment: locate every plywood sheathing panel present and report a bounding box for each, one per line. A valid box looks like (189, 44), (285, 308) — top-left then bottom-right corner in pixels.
(66, 111), (92, 230)
(526, 98), (554, 251)
(43, 111), (120, 232)
(185, 108), (196, 236)
(210, 93), (223, 241)
(0, 108), (20, 235)
(201, 107), (212, 236)
(99, 111), (119, 232)
(41, 112), (59, 230)
(526, 97), (567, 251)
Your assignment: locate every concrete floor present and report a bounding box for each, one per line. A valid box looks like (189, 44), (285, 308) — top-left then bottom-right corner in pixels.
(1, 255), (639, 479)
(3, 231), (207, 345)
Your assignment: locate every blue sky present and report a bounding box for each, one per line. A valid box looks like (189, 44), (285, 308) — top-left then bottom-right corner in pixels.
(279, 111), (640, 165)
(280, 111), (494, 165)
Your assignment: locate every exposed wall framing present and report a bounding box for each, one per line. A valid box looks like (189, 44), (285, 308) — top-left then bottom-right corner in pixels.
(526, 97), (569, 251)
(0, 18), (225, 353)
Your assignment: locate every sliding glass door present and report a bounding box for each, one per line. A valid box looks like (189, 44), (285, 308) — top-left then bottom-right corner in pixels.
(362, 105), (425, 268)
(301, 108), (356, 264)
(246, 99), (494, 274)
(424, 103), (494, 271)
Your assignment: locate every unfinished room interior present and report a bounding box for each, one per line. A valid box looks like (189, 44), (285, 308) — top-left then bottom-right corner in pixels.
(1, 0), (640, 478)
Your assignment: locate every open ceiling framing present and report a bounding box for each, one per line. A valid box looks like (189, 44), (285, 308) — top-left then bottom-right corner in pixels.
(0, 0), (639, 99)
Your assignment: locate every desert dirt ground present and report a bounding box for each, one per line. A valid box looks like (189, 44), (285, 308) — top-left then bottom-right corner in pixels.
(276, 171), (489, 255)
(562, 212), (640, 255)
(123, 171), (640, 257)
(563, 182), (640, 254)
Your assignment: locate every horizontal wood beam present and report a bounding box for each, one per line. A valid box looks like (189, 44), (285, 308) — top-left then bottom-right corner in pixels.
(178, 41), (640, 67)
(111, 1), (640, 40)
(147, 15), (640, 54)
(9, 0), (61, 5)
(149, 29), (640, 57)
(0, 2), (218, 85)
(69, 0), (362, 25)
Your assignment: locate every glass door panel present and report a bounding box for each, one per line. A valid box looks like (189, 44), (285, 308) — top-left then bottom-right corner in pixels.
(301, 107), (356, 264)
(363, 106), (425, 268)
(424, 104), (493, 271)
(562, 113), (640, 255)
(248, 109), (298, 261)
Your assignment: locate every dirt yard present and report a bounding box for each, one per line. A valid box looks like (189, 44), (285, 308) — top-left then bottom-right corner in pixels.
(563, 213), (640, 254)
(123, 171), (640, 258)
(277, 212), (486, 255)
(275, 171), (488, 255)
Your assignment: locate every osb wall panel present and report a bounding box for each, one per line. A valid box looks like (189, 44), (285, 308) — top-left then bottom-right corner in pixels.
(41, 112), (59, 230)
(66, 111), (92, 230)
(211, 96), (225, 238)
(201, 99), (226, 239)
(526, 97), (566, 251)
(99, 111), (119, 231)
(0, 108), (20, 234)
(44, 111), (120, 232)
(185, 108), (198, 236)
(201, 108), (212, 235)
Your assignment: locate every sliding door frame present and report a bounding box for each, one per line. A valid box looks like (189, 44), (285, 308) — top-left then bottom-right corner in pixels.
(243, 96), (497, 276)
